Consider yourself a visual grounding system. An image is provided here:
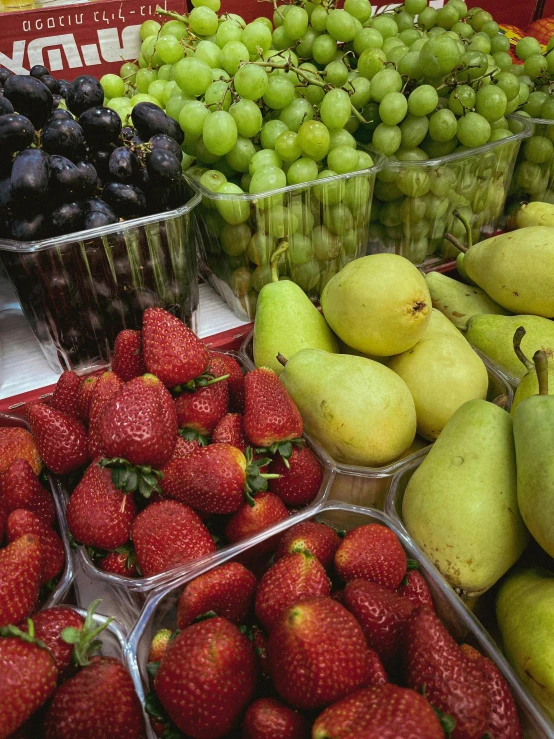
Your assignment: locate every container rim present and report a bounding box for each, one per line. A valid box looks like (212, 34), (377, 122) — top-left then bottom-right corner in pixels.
(509, 111), (554, 127)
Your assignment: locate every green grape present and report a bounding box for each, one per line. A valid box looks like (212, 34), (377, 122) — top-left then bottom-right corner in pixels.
(100, 73), (125, 99)
(216, 20), (242, 48)
(195, 136), (221, 164)
(344, 0), (372, 23)
(279, 98), (314, 132)
(272, 26), (295, 50)
(284, 6), (309, 39)
(369, 68), (402, 102)
(379, 91), (408, 126)
(260, 120), (289, 149)
(226, 136), (257, 172)
(348, 77), (372, 109)
(107, 97), (130, 114)
(358, 48), (387, 79)
(490, 33), (510, 54)
(311, 5), (329, 32)
(234, 64), (268, 100)
(320, 88), (351, 130)
(204, 81), (232, 111)
(202, 110), (238, 156)
(344, 177), (371, 214)
(354, 28), (384, 55)
(229, 99), (262, 138)
(396, 11), (415, 32)
(373, 123), (402, 155)
(158, 64), (174, 81)
(541, 98), (554, 120)
(136, 68), (158, 94)
(428, 108), (457, 142)
(523, 91), (548, 117)
(298, 120), (330, 161)
(396, 147), (428, 161)
(371, 15), (399, 40)
(327, 146), (359, 174)
(327, 8), (357, 42)
(488, 129), (512, 142)
(249, 148), (283, 175)
(160, 20), (187, 40)
(490, 116), (508, 130)
(263, 76), (296, 109)
(408, 85), (439, 116)
(329, 129), (356, 150)
(296, 28), (320, 57)
(325, 60), (349, 87)
(468, 8), (492, 30)
(312, 225), (340, 260)
(517, 83), (530, 106)
(344, 115), (361, 135)
(457, 112), (491, 147)
(396, 169), (431, 197)
(275, 131), (302, 162)
(174, 57), (212, 96)
(418, 6), (437, 29)
(475, 85), (507, 122)
(248, 232), (275, 265)
(141, 36), (159, 64)
(548, 36), (554, 51)
(214, 183), (250, 225)
(189, 6), (219, 36)
(289, 201), (315, 234)
(291, 259), (320, 292)
(212, 68), (230, 82)
(192, 0), (220, 10)
(139, 20), (160, 41)
(120, 62), (138, 85)
(448, 85), (475, 115)
(421, 136), (457, 158)
(405, 0), (427, 14)
(547, 50), (554, 74)
(399, 28), (422, 45)
(423, 192), (449, 219)
(287, 157), (319, 185)
(451, 21), (472, 38)
(457, 50), (488, 80)
(156, 35), (184, 65)
(312, 34), (338, 65)
(137, 55), (148, 69)
(420, 35), (460, 76)
(148, 79), (168, 103)
(435, 4), (459, 29)
(194, 40), (222, 69)
(492, 52), (514, 71)
(480, 19), (499, 37)
(387, 45), (409, 64)
(288, 234), (315, 265)
(516, 35), (542, 61)
(409, 38), (427, 52)
(220, 41), (249, 75)
(524, 53), (548, 79)
(249, 166), (287, 207)
(468, 33), (491, 54)
(242, 21), (273, 55)
(383, 36), (405, 54)
(397, 51), (422, 78)
(524, 136), (554, 164)
(166, 91), (192, 120)
(448, 0), (468, 17)
(399, 196), (427, 223)
(400, 115), (429, 148)
(324, 203), (354, 236)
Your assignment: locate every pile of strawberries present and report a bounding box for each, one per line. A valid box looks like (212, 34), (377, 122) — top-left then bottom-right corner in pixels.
(146, 519), (521, 739)
(0, 426), (66, 628)
(23, 307), (323, 579)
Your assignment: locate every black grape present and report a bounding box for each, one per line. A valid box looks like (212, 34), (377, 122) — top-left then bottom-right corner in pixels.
(102, 182), (147, 219)
(30, 65), (49, 79)
(49, 155), (82, 200)
(0, 97), (15, 115)
(150, 133), (183, 162)
(0, 177), (13, 210)
(41, 118), (86, 162)
(0, 70), (13, 86)
(57, 80), (70, 98)
(83, 198), (118, 229)
(52, 95), (62, 109)
(11, 149), (50, 202)
(146, 149), (181, 186)
(0, 113), (35, 153)
(45, 109), (73, 125)
(75, 160), (98, 196)
(11, 212), (46, 241)
(109, 147), (140, 182)
(40, 75), (58, 93)
(89, 149), (112, 181)
(79, 106), (122, 147)
(121, 126), (134, 141)
(131, 102), (184, 145)
(50, 202), (85, 235)
(3, 75), (53, 130)
(66, 75), (104, 116)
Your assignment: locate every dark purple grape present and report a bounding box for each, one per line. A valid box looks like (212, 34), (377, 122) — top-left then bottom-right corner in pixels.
(50, 201), (84, 235)
(30, 65), (50, 79)
(49, 155), (82, 200)
(0, 70), (13, 86)
(40, 75), (58, 93)
(79, 106), (122, 147)
(3, 75), (53, 130)
(11, 149), (50, 202)
(83, 198), (118, 229)
(52, 95), (62, 109)
(0, 113), (35, 153)
(89, 149), (112, 180)
(102, 182), (147, 219)
(0, 177), (12, 210)
(121, 126), (134, 141)
(57, 80), (70, 99)
(10, 212), (46, 241)
(75, 160), (98, 196)
(66, 75), (104, 116)
(146, 148), (181, 186)
(41, 118), (86, 161)
(131, 102), (184, 145)
(150, 133), (183, 162)
(45, 109), (73, 125)
(109, 147), (140, 182)
(0, 97), (14, 115)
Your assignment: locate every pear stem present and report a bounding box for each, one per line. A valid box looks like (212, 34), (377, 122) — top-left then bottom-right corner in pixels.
(444, 233), (468, 253)
(453, 209), (473, 248)
(513, 327), (534, 371)
(534, 351), (549, 396)
(493, 394), (509, 408)
(270, 241), (289, 283)
(277, 353), (288, 367)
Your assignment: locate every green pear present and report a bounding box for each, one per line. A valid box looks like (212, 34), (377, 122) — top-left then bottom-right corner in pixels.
(496, 567), (554, 720)
(389, 310), (489, 441)
(279, 349), (416, 466)
(456, 252), (476, 286)
(463, 226), (554, 317)
(515, 201), (554, 229)
(465, 314), (554, 380)
(338, 339), (389, 365)
(253, 244), (339, 376)
(425, 272), (511, 330)
(320, 253), (431, 357)
(511, 327), (554, 413)
(402, 399), (528, 597)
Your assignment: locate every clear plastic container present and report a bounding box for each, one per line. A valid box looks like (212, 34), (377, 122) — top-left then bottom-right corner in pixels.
(240, 329), (513, 510)
(128, 500), (552, 739)
(506, 113), (554, 215)
(369, 121), (531, 268)
(189, 155), (384, 322)
(0, 184), (201, 376)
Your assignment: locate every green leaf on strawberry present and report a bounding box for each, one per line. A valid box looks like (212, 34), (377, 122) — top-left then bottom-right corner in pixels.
(178, 428), (209, 446)
(431, 704), (456, 737)
(99, 458), (164, 499)
(61, 599), (112, 667)
(255, 437), (304, 467)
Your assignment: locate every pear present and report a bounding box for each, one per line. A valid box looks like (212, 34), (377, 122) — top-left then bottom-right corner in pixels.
(515, 201), (554, 229)
(389, 310), (489, 441)
(425, 272), (510, 330)
(279, 349), (416, 466)
(462, 226), (554, 317)
(402, 399), (528, 597)
(511, 327), (554, 413)
(465, 313), (554, 380)
(456, 252), (476, 286)
(338, 340), (389, 365)
(253, 243), (339, 376)
(320, 253), (431, 356)
(496, 567), (554, 720)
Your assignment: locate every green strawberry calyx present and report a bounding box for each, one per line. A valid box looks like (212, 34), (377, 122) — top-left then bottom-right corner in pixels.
(98, 457), (163, 498)
(178, 427), (210, 446)
(61, 599), (113, 667)
(244, 447), (280, 506)
(255, 437), (304, 469)
(145, 691), (181, 739)
(172, 371), (230, 394)
(0, 621), (50, 652)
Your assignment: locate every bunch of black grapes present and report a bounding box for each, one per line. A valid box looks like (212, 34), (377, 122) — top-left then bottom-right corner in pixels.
(0, 66), (185, 241)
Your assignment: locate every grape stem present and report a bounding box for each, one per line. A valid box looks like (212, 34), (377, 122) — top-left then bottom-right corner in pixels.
(155, 6), (189, 23)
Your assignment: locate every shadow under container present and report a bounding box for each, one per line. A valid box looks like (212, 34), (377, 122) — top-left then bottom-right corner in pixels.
(190, 156), (383, 322)
(128, 500), (549, 739)
(0, 184), (201, 376)
(505, 113), (554, 215)
(368, 121), (531, 268)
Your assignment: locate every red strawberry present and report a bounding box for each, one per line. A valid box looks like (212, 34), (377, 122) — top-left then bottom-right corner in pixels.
(154, 616), (257, 739)
(398, 569), (435, 611)
(157, 432), (208, 497)
(87, 372), (125, 458)
(0, 427), (42, 476)
(6, 509), (65, 584)
(212, 413), (247, 451)
(243, 698), (308, 739)
(334, 524), (407, 589)
(211, 351), (245, 411)
(0, 502), (7, 542)
(99, 547), (139, 577)
(0, 626), (58, 738)
(276, 521), (341, 569)
(251, 625), (270, 677)
(312, 684), (445, 739)
(225, 492), (289, 548)
(177, 562), (257, 629)
(342, 579), (414, 664)
(148, 629), (174, 664)
(43, 656), (146, 739)
(1, 458), (55, 527)
(131, 500), (216, 577)
(404, 607), (489, 739)
(268, 446), (323, 507)
(461, 644), (522, 739)
(66, 463), (137, 550)
(367, 648), (389, 686)
(142, 307), (210, 388)
(255, 551), (331, 632)
(175, 355), (230, 435)
(243, 368), (303, 449)
(76, 375), (98, 422)
(49, 371), (81, 418)
(0, 534), (41, 627)
(19, 606), (85, 678)
(111, 329), (147, 382)
(27, 402), (89, 475)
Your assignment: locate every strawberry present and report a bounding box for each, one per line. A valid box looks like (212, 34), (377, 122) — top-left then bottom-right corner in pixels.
(212, 413), (247, 451)
(0, 427), (41, 476)
(49, 371), (81, 418)
(43, 655), (146, 739)
(255, 551), (331, 632)
(243, 368), (303, 452)
(76, 375), (98, 422)
(0, 624), (58, 738)
(366, 648), (389, 686)
(19, 606), (85, 679)
(177, 562), (257, 629)
(251, 625), (270, 677)
(342, 579), (414, 664)
(268, 597), (374, 710)
(66, 462), (137, 550)
(243, 698), (308, 739)
(0, 534), (41, 627)
(404, 607), (489, 739)
(276, 521), (341, 569)
(334, 524), (407, 589)
(157, 432), (208, 498)
(1, 458), (55, 527)
(175, 355), (230, 435)
(210, 351), (245, 411)
(148, 629), (174, 665)
(99, 546), (140, 577)
(87, 372), (125, 458)
(6, 509), (65, 585)
(131, 500), (216, 577)
(0, 503), (7, 542)
(154, 616), (257, 739)
(312, 684), (445, 739)
(225, 492), (289, 548)
(142, 307), (210, 388)
(27, 402), (89, 475)
(268, 446), (323, 507)
(398, 569), (435, 611)
(111, 329), (146, 381)
(461, 644), (522, 739)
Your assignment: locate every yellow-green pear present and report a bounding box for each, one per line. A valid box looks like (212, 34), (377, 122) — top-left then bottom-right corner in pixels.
(320, 253), (431, 356)
(389, 310), (489, 440)
(515, 201), (554, 229)
(279, 349), (416, 466)
(511, 327), (554, 413)
(338, 340), (389, 365)
(496, 567), (554, 720)
(456, 252), (476, 286)
(463, 226), (554, 317)
(402, 399), (528, 597)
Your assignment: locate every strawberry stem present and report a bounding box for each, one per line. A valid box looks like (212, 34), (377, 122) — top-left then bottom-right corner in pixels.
(62, 599), (113, 667)
(0, 623), (50, 652)
(98, 458), (164, 498)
